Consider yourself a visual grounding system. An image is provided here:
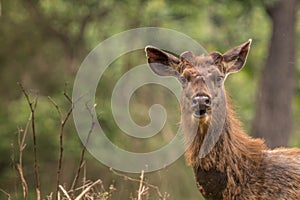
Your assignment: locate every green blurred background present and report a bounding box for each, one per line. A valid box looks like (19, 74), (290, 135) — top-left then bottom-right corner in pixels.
(0, 0), (300, 199)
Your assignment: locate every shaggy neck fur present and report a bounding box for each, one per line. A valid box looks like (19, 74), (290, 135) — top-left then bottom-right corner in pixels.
(184, 95), (267, 198)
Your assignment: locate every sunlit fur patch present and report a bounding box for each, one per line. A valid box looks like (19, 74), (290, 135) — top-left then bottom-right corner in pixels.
(192, 114), (211, 131)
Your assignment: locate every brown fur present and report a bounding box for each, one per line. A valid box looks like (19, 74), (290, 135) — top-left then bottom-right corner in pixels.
(186, 95), (300, 199)
(145, 40), (300, 199)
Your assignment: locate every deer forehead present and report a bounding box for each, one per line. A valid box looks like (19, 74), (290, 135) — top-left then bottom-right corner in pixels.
(181, 53), (214, 66)
(181, 55), (222, 78)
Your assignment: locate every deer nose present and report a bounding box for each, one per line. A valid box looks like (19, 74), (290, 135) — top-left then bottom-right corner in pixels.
(192, 95), (211, 108)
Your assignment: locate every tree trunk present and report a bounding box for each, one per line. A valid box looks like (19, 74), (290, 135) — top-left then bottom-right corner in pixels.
(252, 0), (297, 148)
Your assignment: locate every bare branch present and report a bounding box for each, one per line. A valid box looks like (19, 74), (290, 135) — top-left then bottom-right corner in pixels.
(36, 188), (41, 200)
(16, 164), (28, 200)
(14, 123), (31, 200)
(18, 82), (40, 200)
(48, 95), (73, 200)
(82, 161), (87, 193)
(48, 96), (63, 119)
(17, 83), (34, 112)
(63, 83), (72, 104)
(138, 170), (145, 200)
(70, 179), (93, 193)
(110, 168), (166, 199)
(74, 179), (102, 200)
(70, 103), (96, 193)
(59, 185), (71, 200)
(0, 188), (11, 200)
(46, 192), (53, 200)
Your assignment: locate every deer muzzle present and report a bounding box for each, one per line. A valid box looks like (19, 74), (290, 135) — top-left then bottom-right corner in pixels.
(191, 95), (211, 119)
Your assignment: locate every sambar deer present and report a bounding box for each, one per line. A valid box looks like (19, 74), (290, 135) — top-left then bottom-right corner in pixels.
(145, 40), (300, 199)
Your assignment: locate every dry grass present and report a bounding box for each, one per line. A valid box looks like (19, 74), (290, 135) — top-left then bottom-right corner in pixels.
(0, 84), (169, 200)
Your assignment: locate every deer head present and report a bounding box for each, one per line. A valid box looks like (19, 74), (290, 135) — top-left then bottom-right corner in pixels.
(145, 40), (252, 146)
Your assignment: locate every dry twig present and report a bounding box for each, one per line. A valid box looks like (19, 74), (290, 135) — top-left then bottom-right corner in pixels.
(110, 168), (167, 199)
(82, 161), (87, 193)
(14, 118), (31, 200)
(63, 83), (72, 104)
(59, 185), (71, 200)
(74, 179), (102, 200)
(16, 164), (28, 199)
(70, 103), (96, 193)
(0, 188), (12, 200)
(138, 170), (147, 200)
(18, 82), (41, 200)
(48, 93), (73, 200)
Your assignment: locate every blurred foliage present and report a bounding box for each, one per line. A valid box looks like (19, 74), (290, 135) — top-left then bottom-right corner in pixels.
(0, 0), (299, 199)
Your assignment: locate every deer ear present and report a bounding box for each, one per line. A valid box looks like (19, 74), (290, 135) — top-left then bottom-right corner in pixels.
(145, 46), (181, 77)
(223, 39), (252, 74)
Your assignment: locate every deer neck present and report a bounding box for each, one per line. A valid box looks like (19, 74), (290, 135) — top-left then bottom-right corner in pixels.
(185, 99), (266, 175)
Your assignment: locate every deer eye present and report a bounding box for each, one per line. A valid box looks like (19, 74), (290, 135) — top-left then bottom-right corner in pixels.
(179, 76), (187, 84)
(216, 76), (223, 82)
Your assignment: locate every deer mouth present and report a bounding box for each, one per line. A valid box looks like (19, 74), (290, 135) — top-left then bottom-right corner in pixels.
(193, 106), (210, 119)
